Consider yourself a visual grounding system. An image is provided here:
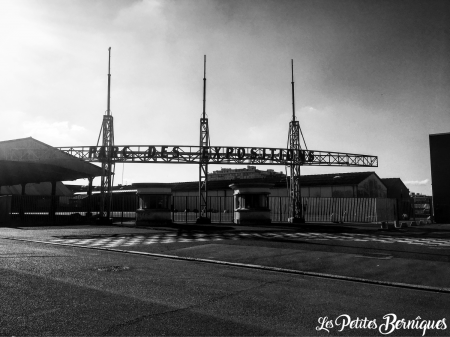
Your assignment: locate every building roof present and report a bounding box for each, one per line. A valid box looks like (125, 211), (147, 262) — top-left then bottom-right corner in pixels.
(169, 172), (379, 191)
(381, 178), (409, 195)
(300, 172), (378, 187)
(0, 137), (103, 186)
(429, 132), (450, 137)
(381, 178), (405, 188)
(74, 190), (138, 196)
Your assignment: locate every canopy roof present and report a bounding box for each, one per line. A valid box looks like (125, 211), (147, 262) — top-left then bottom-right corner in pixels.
(0, 137), (103, 186)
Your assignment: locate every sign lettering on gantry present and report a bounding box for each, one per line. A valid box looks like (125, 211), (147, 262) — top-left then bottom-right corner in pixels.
(57, 145), (378, 167)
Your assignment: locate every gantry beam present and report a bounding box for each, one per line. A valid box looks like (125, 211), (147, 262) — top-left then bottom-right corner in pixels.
(57, 145), (378, 167)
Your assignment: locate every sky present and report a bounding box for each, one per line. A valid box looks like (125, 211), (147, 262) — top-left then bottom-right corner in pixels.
(1, 0), (449, 195)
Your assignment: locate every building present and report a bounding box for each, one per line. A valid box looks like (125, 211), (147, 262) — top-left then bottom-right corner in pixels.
(381, 178), (411, 218)
(411, 193), (432, 219)
(65, 170), (404, 223)
(209, 166), (286, 181)
(0, 137), (103, 224)
(294, 172), (387, 198)
(381, 178), (409, 200)
(133, 171), (388, 199)
(429, 132), (450, 223)
(0, 137), (102, 191)
(72, 171), (398, 201)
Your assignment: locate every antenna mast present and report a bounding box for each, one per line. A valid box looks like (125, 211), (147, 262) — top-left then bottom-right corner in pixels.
(98, 47), (115, 222)
(287, 59), (305, 223)
(107, 47), (111, 116)
(197, 55), (211, 224)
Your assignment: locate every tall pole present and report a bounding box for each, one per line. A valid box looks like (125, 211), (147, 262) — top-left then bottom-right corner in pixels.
(107, 47), (111, 116)
(288, 59), (305, 223)
(203, 55), (206, 119)
(291, 59), (295, 122)
(197, 55), (211, 224)
(99, 47), (115, 222)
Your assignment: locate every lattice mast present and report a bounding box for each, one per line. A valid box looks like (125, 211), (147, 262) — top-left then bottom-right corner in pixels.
(197, 55), (211, 224)
(98, 47), (115, 219)
(288, 59), (305, 223)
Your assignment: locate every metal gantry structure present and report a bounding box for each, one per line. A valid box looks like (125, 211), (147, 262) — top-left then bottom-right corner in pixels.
(97, 47), (115, 220)
(58, 53), (379, 222)
(59, 145), (378, 167)
(198, 55), (211, 223)
(287, 60), (305, 223)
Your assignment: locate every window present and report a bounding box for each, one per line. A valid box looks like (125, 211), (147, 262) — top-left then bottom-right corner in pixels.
(139, 194), (170, 209)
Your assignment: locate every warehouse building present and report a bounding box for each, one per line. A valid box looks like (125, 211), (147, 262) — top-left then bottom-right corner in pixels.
(167, 170), (388, 199)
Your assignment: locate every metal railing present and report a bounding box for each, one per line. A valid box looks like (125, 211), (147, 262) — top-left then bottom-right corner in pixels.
(0, 194), (401, 225)
(3, 194), (139, 225)
(171, 196), (234, 223)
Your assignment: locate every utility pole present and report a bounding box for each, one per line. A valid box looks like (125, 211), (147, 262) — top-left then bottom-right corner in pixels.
(98, 47), (115, 223)
(197, 55), (211, 224)
(288, 59), (305, 223)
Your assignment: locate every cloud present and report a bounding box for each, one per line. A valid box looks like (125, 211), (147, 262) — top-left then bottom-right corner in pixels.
(19, 116), (88, 146)
(1, 110), (89, 146)
(300, 106), (319, 114)
(404, 179), (429, 186)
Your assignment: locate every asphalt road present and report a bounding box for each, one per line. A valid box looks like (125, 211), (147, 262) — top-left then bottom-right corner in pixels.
(1, 225), (450, 336)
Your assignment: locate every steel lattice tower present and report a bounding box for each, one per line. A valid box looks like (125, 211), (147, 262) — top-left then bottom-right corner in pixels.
(98, 47), (115, 220)
(197, 55), (211, 224)
(288, 60), (305, 223)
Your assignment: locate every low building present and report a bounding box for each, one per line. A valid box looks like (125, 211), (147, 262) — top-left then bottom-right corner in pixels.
(292, 172), (387, 198)
(72, 171), (399, 201)
(381, 178), (412, 218)
(209, 166), (286, 181)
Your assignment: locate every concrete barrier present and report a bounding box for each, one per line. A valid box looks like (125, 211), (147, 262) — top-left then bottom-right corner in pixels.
(380, 221), (401, 230)
(400, 221), (411, 228)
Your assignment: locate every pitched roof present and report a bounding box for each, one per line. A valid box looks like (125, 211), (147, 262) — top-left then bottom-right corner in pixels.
(381, 178), (408, 190)
(0, 137), (103, 185)
(300, 172), (377, 187)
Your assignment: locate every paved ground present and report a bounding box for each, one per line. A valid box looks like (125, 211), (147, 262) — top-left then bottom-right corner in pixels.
(1, 221), (450, 336)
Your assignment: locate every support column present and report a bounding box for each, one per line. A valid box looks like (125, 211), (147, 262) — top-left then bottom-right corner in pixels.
(19, 183), (26, 220)
(87, 177), (93, 217)
(49, 181), (57, 220)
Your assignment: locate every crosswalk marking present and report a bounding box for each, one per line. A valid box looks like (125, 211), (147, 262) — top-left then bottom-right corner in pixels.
(45, 231), (450, 250)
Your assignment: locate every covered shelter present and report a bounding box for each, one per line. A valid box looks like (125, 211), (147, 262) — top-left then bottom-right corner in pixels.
(0, 137), (103, 222)
(0, 137), (102, 190)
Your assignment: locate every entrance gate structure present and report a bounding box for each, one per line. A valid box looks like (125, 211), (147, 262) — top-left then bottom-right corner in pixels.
(58, 51), (378, 222)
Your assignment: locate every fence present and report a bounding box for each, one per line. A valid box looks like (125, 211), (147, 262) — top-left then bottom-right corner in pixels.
(270, 197), (396, 223)
(5, 194), (139, 225)
(171, 196), (234, 223)
(0, 194), (398, 225)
